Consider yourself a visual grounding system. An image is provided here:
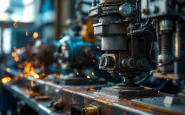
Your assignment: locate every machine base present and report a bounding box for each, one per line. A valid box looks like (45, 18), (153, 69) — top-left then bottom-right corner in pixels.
(94, 86), (159, 99)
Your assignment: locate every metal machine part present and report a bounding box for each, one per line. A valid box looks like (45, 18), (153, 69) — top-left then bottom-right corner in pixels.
(89, 0), (157, 98)
(81, 21), (97, 43)
(141, 0), (185, 19)
(155, 19), (175, 79)
(54, 20), (108, 85)
(55, 35), (106, 85)
(141, 0), (185, 80)
(82, 105), (99, 115)
(56, 35), (98, 69)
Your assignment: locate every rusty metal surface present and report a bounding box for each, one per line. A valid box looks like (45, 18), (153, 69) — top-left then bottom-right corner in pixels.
(62, 87), (185, 115)
(44, 81), (68, 100)
(5, 69), (185, 115)
(2, 68), (111, 115)
(62, 87), (150, 115)
(2, 82), (108, 115)
(132, 97), (185, 115)
(2, 84), (64, 115)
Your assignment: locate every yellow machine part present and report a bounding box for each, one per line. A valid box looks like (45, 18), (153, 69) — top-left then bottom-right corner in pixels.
(81, 22), (97, 43)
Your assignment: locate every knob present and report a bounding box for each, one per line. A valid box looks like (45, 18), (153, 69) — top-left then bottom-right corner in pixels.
(122, 58), (137, 68)
(102, 56), (114, 67)
(119, 3), (134, 17)
(99, 57), (103, 67)
(137, 58), (150, 69)
(103, 56), (111, 67)
(53, 100), (63, 110)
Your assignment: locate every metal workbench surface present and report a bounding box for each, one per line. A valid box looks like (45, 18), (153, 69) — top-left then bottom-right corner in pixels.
(2, 83), (64, 115)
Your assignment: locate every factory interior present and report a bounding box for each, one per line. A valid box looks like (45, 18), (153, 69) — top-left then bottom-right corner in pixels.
(0, 0), (185, 115)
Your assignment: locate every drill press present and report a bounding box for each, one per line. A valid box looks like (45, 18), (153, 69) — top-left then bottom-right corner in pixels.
(89, 0), (158, 98)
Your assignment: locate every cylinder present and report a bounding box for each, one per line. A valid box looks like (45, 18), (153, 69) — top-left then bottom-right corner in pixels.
(159, 19), (173, 55)
(174, 21), (185, 75)
(101, 35), (127, 51)
(82, 106), (99, 115)
(160, 33), (172, 54)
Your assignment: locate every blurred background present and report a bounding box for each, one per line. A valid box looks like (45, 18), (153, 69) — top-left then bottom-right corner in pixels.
(0, 0), (90, 61)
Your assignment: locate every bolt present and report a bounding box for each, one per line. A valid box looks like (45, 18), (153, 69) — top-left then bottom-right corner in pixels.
(122, 58), (136, 68)
(99, 57), (103, 66)
(137, 58), (150, 68)
(128, 58), (137, 68)
(102, 56), (113, 67)
(53, 100), (63, 110)
(82, 106), (99, 115)
(142, 8), (149, 15)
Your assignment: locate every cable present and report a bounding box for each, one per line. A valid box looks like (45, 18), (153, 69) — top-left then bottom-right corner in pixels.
(136, 72), (151, 84)
(142, 19), (150, 28)
(146, 30), (155, 57)
(158, 52), (185, 67)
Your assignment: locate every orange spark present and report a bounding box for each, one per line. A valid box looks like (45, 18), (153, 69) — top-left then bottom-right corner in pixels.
(92, 72), (94, 76)
(1, 77), (11, 84)
(26, 31), (28, 36)
(33, 32), (39, 39)
(11, 52), (16, 57)
(16, 49), (20, 53)
(60, 74), (64, 77)
(14, 56), (19, 62)
(86, 76), (91, 79)
(6, 68), (11, 73)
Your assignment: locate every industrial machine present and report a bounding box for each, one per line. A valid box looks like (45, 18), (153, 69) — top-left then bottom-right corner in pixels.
(54, 33), (106, 85)
(52, 9), (112, 84)
(88, 0), (159, 99)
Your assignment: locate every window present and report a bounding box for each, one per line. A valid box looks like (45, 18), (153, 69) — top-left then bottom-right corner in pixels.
(3, 28), (12, 54)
